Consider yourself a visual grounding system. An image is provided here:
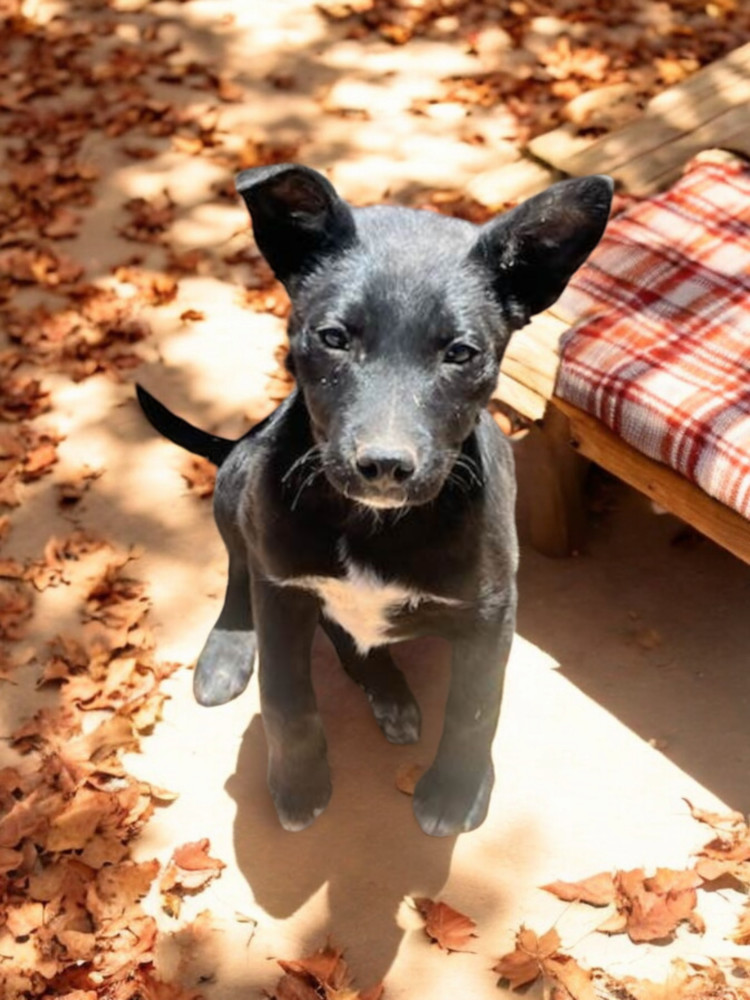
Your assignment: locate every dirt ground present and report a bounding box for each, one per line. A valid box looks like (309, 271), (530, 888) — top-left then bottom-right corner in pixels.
(3, 1), (750, 998)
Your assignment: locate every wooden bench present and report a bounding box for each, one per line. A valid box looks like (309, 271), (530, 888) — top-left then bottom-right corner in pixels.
(495, 43), (750, 565)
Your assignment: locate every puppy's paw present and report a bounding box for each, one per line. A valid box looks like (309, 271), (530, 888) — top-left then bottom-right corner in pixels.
(268, 754), (332, 832)
(194, 629), (256, 706)
(368, 689), (421, 745)
(412, 759), (494, 837)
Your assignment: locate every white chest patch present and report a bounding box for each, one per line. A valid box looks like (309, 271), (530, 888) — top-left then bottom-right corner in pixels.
(278, 560), (459, 654)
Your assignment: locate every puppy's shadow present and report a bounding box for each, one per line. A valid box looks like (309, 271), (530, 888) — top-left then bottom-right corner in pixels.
(225, 634), (458, 986)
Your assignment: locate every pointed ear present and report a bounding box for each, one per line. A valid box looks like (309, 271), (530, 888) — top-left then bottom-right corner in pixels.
(469, 175), (613, 328)
(235, 164), (357, 288)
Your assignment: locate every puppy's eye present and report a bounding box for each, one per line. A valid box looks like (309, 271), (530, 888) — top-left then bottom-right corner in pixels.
(318, 326), (351, 351)
(443, 342), (479, 365)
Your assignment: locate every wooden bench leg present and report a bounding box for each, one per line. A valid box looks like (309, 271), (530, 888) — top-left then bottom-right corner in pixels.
(514, 403), (588, 557)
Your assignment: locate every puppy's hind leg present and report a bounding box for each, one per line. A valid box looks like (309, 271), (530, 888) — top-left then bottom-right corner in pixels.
(193, 551), (256, 706)
(321, 620), (421, 744)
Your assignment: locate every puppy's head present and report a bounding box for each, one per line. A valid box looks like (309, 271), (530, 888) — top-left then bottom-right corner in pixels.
(237, 164), (612, 509)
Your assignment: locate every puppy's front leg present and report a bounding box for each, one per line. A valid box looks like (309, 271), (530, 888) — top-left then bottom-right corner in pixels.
(194, 553), (255, 706)
(321, 619), (421, 745)
(413, 601), (515, 837)
(252, 575), (331, 831)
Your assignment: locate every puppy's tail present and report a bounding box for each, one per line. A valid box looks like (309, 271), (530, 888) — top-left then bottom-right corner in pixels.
(135, 384), (236, 466)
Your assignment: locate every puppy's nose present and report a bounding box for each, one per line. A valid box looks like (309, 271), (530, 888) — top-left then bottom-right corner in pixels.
(355, 446), (416, 485)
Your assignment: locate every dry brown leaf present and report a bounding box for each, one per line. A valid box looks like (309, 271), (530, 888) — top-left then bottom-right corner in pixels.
(493, 925), (597, 999)
(732, 903), (750, 945)
(0, 846), (23, 873)
(0, 376), (51, 421)
(412, 896), (477, 952)
(160, 838), (225, 916)
(89, 859), (160, 922)
(22, 438), (60, 479)
(0, 580), (34, 640)
(0, 558), (25, 580)
(172, 838), (225, 873)
(57, 466), (103, 506)
(84, 558), (149, 640)
(685, 797), (746, 831)
(269, 941), (381, 1000)
(542, 872), (616, 907)
(394, 762), (425, 795)
(114, 266), (178, 305)
(694, 855), (750, 887)
(544, 862), (705, 944)
(179, 308), (205, 322)
(608, 867), (702, 943)
(618, 957), (750, 1000)
(118, 192), (175, 243)
(180, 454), (216, 498)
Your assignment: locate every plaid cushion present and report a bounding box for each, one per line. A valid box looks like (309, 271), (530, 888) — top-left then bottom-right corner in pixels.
(555, 154), (750, 519)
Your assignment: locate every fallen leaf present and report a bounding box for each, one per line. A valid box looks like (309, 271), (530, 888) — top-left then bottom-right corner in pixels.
(493, 924), (597, 999)
(395, 762), (425, 795)
(0, 580), (34, 640)
(179, 308), (205, 322)
(180, 455), (216, 498)
(160, 838), (225, 916)
(114, 265), (178, 305)
(118, 192), (175, 243)
(732, 903), (750, 945)
(685, 798), (746, 830)
(57, 466), (103, 506)
(610, 867), (703, 943)
(412, 897), (477, 952)
(269, 941), (380, 1000)
(0, 376), (51, 421)
(542, 872), (616, 907)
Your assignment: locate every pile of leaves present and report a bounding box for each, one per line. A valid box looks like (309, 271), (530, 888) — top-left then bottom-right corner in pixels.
(0, 0), (274, 994)
(491, 800), (750, 999)
(319, 0), (750, 140)
(0, 529), (233, 997)
(0, 0), (292, 409)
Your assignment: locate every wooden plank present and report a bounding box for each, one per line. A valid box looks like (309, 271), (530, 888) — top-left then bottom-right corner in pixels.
(533, 41), (750, 189)
(553, 396), (750, 565)
(514, 406), (588, 557)
(501, 354), (556, 401)
(621, 104), (750, 193)
(516, 311), (570, 356)
(498, 312), (574, 414)
(504, 328), (561, 380)
(494, 370), (547, 421)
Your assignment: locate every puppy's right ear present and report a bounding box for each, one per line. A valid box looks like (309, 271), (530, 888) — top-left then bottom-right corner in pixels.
(235, 164), (357, 289)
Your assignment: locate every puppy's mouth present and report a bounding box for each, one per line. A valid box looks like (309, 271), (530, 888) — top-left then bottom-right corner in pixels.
(322, 458), (448, 510)
(348, 490), (410, 510)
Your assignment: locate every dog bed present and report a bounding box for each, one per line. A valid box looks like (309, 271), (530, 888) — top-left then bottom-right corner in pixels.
(555, 153), (750, 519)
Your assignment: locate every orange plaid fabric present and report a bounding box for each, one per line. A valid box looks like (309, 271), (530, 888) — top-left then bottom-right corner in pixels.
(555, 155), (750, 519)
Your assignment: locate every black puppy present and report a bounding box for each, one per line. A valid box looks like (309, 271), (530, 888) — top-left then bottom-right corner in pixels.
(137, 164), (612, 836)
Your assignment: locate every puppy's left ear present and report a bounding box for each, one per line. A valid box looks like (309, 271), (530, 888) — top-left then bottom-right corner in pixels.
(235, 164), (356, 289)
(469, 175), (613, 328)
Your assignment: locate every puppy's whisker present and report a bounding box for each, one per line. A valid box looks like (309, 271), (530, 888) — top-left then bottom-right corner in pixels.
(392, 503), (411, 526)
(452, 453), (483, 490)
(282, 444), (323, 484)
(290, 465), (324, 511)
